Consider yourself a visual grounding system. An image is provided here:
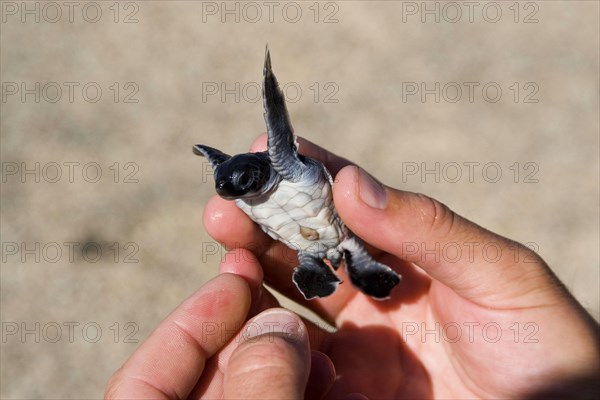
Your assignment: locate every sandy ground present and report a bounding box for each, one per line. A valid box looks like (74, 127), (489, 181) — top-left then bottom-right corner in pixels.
(1, 1), (598, 398)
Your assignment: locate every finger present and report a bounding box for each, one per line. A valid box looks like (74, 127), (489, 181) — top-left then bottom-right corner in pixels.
(192, 252), (329, 399)
(105, 274), (251, 400)
(332, 165), (556, 307)
(305, 350), (337, 400)
(203, 195), (272, 254)
(218, 248), (269, 315)
(188, 249), (281, 399)
(217, 248), (333, 350)
(191, 298), (330, 399)
(223, 308), (311, 399)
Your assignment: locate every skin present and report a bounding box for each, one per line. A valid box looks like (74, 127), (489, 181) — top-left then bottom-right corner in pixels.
(106, 134), (599, 399)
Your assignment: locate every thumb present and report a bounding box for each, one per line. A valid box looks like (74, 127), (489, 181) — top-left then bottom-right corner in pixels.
(333, 166), (553, 307)
(223, 309), (310, 399)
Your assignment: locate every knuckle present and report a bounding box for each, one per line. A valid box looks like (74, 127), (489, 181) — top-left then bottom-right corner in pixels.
(414, 193), (457, 239)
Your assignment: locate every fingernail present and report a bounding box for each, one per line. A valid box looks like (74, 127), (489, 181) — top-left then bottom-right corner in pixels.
(244, 308), (306, 343)
(357, 168), (388, 209)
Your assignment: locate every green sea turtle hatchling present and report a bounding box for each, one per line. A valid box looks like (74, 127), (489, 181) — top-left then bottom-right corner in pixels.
(194, 48), (401, 300)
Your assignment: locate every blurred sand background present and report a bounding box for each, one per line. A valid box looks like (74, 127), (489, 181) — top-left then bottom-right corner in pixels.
(1, 1), (598, 398)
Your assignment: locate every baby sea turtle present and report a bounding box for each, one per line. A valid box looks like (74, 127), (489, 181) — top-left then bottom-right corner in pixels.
(194, 48), (400, 300)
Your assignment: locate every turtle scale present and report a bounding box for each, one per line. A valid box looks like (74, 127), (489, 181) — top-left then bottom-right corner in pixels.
(236, 173), (343, 257)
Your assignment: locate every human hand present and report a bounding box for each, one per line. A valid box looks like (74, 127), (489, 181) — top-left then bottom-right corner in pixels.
(202, 134), (599, 399)
(104, 270), (336, 399)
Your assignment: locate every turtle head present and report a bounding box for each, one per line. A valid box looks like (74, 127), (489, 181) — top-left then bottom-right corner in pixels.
(213, 153), (274, 200)
(194, 145), (274, 200)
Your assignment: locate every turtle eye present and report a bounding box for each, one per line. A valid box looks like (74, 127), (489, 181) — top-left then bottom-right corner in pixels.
(235, 170), (255, 189)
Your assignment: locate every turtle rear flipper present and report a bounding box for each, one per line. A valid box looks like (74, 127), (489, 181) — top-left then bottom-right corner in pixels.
(293, 252), (341, 299)
(342, 238), (401, 300)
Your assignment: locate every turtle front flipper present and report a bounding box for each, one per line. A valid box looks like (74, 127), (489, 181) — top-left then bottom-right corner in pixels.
(292, 252), (341, 299)
(262, 47), (305, 182)
(193, 144), (231, 168)
(342, 237), (401, 300)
